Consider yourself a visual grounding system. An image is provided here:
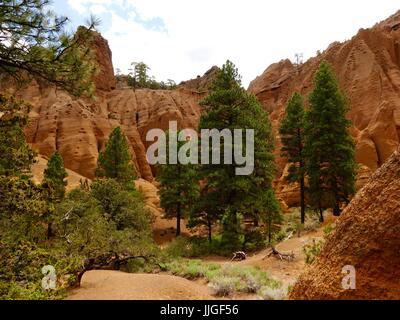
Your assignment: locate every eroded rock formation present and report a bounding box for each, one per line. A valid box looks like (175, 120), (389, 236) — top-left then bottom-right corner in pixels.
(289, 145), (400, 300)
(249, 11), (400, 205)
(17, 83), (204, 180)
(2, 31), (208, 181)
(3, 13), (400, 199)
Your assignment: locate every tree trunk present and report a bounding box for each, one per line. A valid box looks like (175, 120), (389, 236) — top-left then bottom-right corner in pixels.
(319, 203), (324, 222)
(300, 175), (305, 224)
(332, 178), (341, 216)
(46, 222), (53, 240)
(333, 201), (341, 216)
(207, 218), (212, 244)
(268, 219), (272, 244)
(176, 203), (181, 236)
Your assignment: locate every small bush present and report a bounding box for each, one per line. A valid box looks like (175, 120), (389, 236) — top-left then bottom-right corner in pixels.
(165, 235), (243, 258)
(243, 229), (266, 252)
(244, 275), (262, 293)
(123, 257), (161, 274)
(165, 237), (194, 258)
(209, 276), (236, 297)
(258, 286), (287, 300)
(303, 238), (324, 264)
(163, 259), (221, 280)
(323, 223), (335, 236)
(162, 258), (281, 296)
(274, 229), (288, 243)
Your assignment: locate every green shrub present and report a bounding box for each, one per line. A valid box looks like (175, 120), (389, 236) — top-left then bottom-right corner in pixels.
(165, 235), (242, 258)
(323, 223), (335, 236)
(243, 228), (266, 252)
(303, 238), (324, 264)
(163, 258), (282, 296)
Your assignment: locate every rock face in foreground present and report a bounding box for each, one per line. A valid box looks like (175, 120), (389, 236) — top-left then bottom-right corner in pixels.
(249, 11), (400, 205)
(289, 146), (400, 300)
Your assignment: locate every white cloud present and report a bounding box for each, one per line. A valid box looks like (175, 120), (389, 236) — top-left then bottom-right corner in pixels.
(89, 4), (107, 15)
(67, 0), (87, 14)
(66, 0), (400, 87)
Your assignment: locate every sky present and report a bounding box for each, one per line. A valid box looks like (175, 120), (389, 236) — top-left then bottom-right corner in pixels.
(51, 0), (400, 88)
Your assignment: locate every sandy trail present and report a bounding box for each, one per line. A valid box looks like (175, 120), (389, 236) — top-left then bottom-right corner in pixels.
(67, 229), (324, 300)
(67, 271), (214, 300)
(203, 229), (324, 288)
(68, 180), (329, 300)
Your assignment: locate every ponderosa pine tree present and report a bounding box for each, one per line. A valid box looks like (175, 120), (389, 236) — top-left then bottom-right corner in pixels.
(157, 132), (199, 237)
(0, 0), (99, 96)
(189, 188), (221, 244)
(0, 94), (35, 176)
(279, 92), (306, 224)
(261, 189), (283, 244)
(96, 127), (137, 187)
(41, 151), (68, 238)
(197, 60), (278, 250)
(304, 61), (357, 218)
(42, 151), (68, 201)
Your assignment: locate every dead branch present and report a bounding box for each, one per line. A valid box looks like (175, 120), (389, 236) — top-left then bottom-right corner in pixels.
(231, 251), (247, 262)
(263, 247), (295, 262)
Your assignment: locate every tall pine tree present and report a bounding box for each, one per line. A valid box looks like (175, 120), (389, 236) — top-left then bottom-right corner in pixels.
(304, 61), (356, 217)
(42, 151), (68, 201)
(279, 92), (306, 224)
(0, 94), (35, 176)
(41, 151), (68, 239)
(96, 127), (137, 187)
(157, 131), (199, 237)
(197, 60), (278, 250)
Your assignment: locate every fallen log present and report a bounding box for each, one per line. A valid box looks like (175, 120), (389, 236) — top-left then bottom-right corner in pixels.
(231, 251), (247, 261)
(263, 247), (295, 262)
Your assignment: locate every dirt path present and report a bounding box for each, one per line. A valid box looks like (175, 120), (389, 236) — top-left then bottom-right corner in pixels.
(68, 180), (329, 300)
(67, 270), (214, 300)
(238, 230), (323, 287)
(67, 229), (324, 300)
(204, 230), (324, 288)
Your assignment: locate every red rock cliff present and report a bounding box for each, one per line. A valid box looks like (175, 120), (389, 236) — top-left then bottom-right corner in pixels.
(249, 11), (400, 205)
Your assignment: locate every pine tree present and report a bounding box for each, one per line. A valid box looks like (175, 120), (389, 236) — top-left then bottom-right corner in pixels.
(129, 62), (150, 89)
(189, 188), (221, 244)
(0, 0), (99, 96)
(197, 60), (277, 249)
(41, 151), (67, 239)
(260, 189), (283, 244)
(96, 127), (137, 187)
(304, 61), (357, 218)
(0, 94), (35, 176)
(157, 132), (199, 237)
(279, 92), (306, 224)
(42, 151), (68, 201)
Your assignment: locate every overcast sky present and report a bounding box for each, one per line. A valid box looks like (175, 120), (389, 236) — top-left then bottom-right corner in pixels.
(53, 0), (399, 88)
